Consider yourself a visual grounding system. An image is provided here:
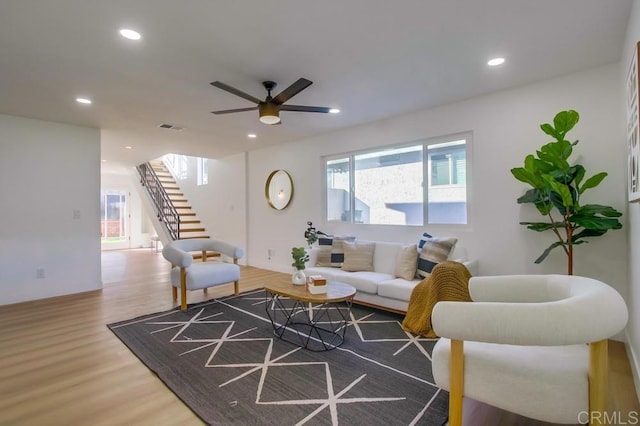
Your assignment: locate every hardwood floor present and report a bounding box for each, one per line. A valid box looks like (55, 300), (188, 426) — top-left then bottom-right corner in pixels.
(0, 249), (637, 425)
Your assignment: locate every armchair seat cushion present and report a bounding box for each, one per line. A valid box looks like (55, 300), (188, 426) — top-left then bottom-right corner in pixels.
(170, 262), (240, 291)
(432, 339), (588, 424)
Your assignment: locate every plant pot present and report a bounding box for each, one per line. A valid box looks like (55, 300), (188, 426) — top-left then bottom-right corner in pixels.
(292, 269), (306, 285)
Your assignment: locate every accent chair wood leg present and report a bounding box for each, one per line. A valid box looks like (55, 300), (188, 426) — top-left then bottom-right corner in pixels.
(233, 258), (239, 295)
(203, 288), (208, 294)
(172, 286), (177, 300)
(449, 339), (464, 426)
(180, 267), (187, 312)
(589, 339), (608, 426)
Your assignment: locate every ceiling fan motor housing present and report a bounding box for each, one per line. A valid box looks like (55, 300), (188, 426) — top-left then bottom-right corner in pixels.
(259, 102), (280, 124)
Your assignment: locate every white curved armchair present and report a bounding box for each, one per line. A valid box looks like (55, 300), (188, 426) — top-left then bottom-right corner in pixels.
(431, 274), (628, 425)
(162, 238), (244, 311)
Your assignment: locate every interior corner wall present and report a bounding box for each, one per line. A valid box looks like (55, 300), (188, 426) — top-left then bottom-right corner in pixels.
(247, 63), (628, 304)
(0, 114), (101, 305)
(622, 0), (640, 402)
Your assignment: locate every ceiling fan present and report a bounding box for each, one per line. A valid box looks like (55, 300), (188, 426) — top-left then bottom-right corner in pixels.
(210, 78), (335, 125)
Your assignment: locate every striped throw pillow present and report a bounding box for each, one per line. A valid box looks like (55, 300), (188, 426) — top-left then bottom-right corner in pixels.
(416, 235), (457, 278)
(315, 237), (334, 267)
(316, 236), (355, 267)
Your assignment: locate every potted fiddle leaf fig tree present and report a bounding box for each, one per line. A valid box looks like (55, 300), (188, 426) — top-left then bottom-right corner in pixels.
(510, 109), (622, 275)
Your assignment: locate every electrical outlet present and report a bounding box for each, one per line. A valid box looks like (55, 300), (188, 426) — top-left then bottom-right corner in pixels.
(36, 268), (45, 279)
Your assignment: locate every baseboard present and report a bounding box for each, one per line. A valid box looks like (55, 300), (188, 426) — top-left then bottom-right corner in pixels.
(625, 330), (640, 405)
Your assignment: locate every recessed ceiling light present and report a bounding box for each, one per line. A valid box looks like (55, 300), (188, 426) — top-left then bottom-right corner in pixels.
(124, 146), (132, 150)
(119, 28), (141, 41)
(76, 97), (92, 104)
(329, 108), (340, 114)
(247, 133), (257, 138)
(487, 57), (505, 67)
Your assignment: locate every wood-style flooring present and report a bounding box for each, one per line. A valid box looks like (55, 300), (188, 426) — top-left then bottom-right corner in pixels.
(0, 249), (638, 425)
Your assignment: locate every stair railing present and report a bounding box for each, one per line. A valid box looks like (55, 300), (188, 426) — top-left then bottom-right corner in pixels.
(136, 162), (180, 240)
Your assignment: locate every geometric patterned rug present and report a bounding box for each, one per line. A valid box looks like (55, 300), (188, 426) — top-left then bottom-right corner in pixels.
(108, 289), (448, 425)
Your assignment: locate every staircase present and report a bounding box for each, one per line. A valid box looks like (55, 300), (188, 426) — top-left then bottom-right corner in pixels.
(137, 159), (211, 243)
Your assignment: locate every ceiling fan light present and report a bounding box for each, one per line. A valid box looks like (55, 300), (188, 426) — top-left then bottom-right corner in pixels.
(259, 103), (281, 124)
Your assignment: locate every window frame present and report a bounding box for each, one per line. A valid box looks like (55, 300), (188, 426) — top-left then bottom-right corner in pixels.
(322, 131), (472, 228)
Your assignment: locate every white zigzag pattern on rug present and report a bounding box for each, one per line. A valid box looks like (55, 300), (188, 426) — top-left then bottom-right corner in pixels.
(139, 289), (443, 426)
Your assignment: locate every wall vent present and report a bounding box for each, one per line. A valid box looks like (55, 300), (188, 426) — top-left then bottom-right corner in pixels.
(158, 123), (184, 131)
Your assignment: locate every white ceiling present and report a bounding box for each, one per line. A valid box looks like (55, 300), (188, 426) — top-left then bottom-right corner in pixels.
(0, 0), (633, 174)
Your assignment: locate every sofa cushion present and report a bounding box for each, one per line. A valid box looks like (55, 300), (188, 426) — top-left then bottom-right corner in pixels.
(369, 241), (401, 274)
(304, 266), (353, 282)
(339, 271), (395, 294)
(342, 241), (375, 272)
(378, 277), (421, 302)
(394, 244), (418, 280)
(417, 234), (457, 278)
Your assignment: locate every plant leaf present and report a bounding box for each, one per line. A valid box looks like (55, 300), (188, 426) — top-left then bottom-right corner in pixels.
(570, 215), (623, 230)
(545, 177), (574, 208)
(573, 165), (586, 187)
(553, 110), (579, 136)
(576, 204), (622, 218)
(540, 123), (560, 140)
(572, 228), (607, 242)
(520, 221), (564, 232)
(534, 241), (566, 264)
(579, 172), (607, 194)
(517, 189), (542, 204)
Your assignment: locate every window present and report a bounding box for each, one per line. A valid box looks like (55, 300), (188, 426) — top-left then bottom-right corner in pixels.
(197, 157), (208, 186)
(163, 154), (188, 180)
(324, 134), (469, 225)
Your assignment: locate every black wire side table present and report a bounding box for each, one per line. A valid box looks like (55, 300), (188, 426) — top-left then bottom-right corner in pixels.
(264, 280), (356, 351)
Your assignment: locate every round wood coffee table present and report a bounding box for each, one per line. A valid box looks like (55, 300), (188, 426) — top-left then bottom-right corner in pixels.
(264, 279), (356, 351)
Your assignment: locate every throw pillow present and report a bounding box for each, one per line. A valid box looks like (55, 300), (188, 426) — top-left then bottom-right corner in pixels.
(394, 244), (418, 280)
(342, 241), (375, 272)
(315, 237), (334, 267)
(416, 235), (457, 278)
(418, 232), (433, 250)
(329, 236), (355, 267)
(315, 236), (356, 267)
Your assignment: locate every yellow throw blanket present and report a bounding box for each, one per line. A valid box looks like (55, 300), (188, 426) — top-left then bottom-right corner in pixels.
(402, 260), (472, 338)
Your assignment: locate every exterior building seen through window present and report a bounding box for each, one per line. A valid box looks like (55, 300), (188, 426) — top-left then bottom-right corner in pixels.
(325, 134), (469, 225)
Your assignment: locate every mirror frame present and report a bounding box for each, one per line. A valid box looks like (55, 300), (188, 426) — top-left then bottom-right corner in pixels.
(265, 169), (294, 210)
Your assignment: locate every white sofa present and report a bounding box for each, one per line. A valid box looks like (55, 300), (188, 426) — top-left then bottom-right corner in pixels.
(305, 241), (477, 313)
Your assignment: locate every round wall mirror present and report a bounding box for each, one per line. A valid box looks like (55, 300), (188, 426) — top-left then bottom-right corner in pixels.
(265, 169), (294, 210)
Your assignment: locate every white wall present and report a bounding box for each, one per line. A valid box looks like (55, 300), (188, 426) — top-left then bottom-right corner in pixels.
(166, 153), (248, 262)
(247, 63), (628, 305)
(622, 0), (640, 401)
(0, 114), (101, 305)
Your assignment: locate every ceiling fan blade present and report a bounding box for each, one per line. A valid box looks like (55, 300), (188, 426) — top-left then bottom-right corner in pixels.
(280, 105), (331, 113)
(271, 78), (313, 105)
(210, 81), (262, 104)
(211, 106), (258, 115)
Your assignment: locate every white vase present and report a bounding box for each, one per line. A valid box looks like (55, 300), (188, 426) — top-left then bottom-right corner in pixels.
(292, 269), (306, 285)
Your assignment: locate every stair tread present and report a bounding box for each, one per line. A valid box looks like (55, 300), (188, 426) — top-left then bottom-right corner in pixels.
(180, 228), (206, 232)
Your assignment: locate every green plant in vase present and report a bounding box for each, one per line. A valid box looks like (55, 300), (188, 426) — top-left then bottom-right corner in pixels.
(291, 247), (309, 285)
(510, 110), (622, 275)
